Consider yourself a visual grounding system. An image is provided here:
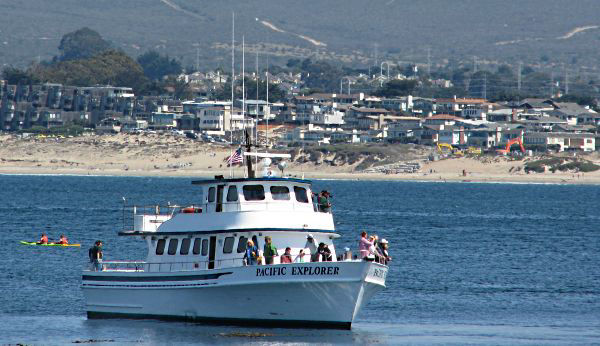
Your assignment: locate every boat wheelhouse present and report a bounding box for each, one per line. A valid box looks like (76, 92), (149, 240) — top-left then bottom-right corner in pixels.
(82, 155), (388, 329)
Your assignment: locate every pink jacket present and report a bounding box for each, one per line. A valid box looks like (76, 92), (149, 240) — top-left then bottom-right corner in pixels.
(359, 237), (373, 258)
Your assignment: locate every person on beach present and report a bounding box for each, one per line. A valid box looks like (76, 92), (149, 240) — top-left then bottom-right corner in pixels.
(88, 240), (103, 271)
(263, 236), (278, 265)
(38, 233), (48, 244)
(243, 239), (258, 266)
(359, 231), (374, 259)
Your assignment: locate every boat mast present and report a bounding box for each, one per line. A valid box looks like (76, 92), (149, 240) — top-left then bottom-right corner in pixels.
(230, 12), (235, 178)
(242, 35), (246, 177)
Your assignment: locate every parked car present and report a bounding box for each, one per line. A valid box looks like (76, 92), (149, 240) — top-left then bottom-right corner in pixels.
(185, 132), (198, 139)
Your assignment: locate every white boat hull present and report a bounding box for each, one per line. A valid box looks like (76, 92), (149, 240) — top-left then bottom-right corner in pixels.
(82, 261), (387, 329)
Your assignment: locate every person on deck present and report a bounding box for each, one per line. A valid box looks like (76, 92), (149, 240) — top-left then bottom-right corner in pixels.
(378, 239), (392, 265)
(263, 236), (278, 265)
(243, 240), (259, 266)
(38, 233), (48, 244)
(55, 234), (68, 245)
(305, 234), (319, 262)
(294, 249), (306, 263)
(280, 247), (293, 264)
(359, 231), (374, 259)
(88, 240), (103, 271)
(318, 243), (333, 262)
(317, 191), (332, 213)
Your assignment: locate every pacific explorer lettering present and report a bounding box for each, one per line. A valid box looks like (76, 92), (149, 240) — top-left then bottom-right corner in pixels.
(255, 266), (340, 276)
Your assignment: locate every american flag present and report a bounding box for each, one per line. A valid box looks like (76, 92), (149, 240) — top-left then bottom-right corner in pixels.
(225, 147), (243, 165)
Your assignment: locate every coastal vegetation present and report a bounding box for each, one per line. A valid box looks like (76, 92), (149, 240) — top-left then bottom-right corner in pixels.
(524, 157), (600, 173)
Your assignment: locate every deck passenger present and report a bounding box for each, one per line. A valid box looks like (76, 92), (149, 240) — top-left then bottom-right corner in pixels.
(294, 249), (306, 263)
(38, 233), (48, 245)
(88, 240), (103, 271)
(243, 240), (259, 265)
(359, 231), (374, 259)
(378, 239), (391, 265)
(280, 247), (293, 264)
(305, 234), (319, 262)
(318, 243), (333, 262)
(263, 236), (278, 265)
(317, 191), (331, 213)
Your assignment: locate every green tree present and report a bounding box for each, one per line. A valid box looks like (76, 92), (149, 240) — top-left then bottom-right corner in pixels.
(137, 51), (183, 80)
(374, 79), (417, 97)
(2, 67), (40, 85)
(58, 27), (112, 61)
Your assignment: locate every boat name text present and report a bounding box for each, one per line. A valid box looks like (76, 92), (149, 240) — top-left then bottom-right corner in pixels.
(256, 266), (340, 277)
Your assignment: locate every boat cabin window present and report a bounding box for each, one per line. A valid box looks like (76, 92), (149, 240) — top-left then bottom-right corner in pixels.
(180, 238), (191, 255)
(156, 239), (166, 255)
(208, 187), (216, 203)
(237, 236), (248, 253)
(294, 186), (309, 203)
(223, 236), (235, 254)
(227, 186), (238, 202)
(270, 186), (290, 200)
(243, 185), (265, 201)
(201, 239), (208, 256)
(192, 238), (201, 255)
(168, 238), (179, 255)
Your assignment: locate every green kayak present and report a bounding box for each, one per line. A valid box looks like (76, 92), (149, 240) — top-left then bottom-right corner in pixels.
(20, 241), (81, 247)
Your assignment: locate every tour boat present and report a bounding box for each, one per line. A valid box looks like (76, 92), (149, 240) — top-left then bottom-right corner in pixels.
(81, 152), (389, 329)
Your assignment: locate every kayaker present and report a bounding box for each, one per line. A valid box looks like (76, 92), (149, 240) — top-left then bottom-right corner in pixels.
(55, 234), (69, 245)
(38, 233), (49, 244)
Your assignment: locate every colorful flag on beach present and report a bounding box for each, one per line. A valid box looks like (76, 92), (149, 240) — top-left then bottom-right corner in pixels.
(225, 147), (243, 165)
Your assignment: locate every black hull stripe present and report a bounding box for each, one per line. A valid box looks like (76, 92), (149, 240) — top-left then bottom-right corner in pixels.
(118, 228), (334, 237)
(87, 311), (352, 330)
(83, 272), (231, 282)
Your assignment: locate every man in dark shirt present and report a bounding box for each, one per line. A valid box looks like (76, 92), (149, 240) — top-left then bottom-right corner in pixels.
(88, 240), (103, 271)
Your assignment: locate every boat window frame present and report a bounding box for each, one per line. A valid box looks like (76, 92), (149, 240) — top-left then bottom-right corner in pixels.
(208, 186), (216, 203)
(227, 185), (239, 202)
(243, 184), (265, 201)
(192, 238), (201, 255)
(156, 239), (166, 255)
(237, 236), (248, 253)
(167, 238), (179, 255)
(201, 239), (208, 256)
(223, 236), (235, 254)
(180, 238), (191, 255)
(294, 186), (309, 203)
(270, 186), (290, 200)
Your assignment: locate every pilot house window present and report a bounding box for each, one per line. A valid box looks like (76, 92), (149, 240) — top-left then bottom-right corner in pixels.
(270, 186), (290, 200)
(243, 185), (265, 201)
(168, 238), (179, 255)
(180, 238), (191, 255)
(156, 239), (166, 255)
(237, 236), (248, 253)
(294, 186), (309, 203)
(208, 187), (216, 202)
(223, 236), (235, 254)
(192, 238), (201, 255)
(227, 186), (238, 202)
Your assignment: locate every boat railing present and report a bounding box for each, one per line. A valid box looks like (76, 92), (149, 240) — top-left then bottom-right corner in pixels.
(87, 257), (246, 273)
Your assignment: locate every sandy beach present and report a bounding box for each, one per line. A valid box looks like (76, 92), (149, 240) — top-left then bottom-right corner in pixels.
(2, 133), (600, 184)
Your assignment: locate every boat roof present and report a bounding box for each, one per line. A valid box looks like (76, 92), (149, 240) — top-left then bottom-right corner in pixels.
(191, 177), (312, 185)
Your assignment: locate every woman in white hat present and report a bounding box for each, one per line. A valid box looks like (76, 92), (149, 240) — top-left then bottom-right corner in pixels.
(377, 239), (391, 265)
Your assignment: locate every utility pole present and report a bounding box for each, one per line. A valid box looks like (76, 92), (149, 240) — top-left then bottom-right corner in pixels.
(517, 62), (522, 92)
(427, 47), (431, 75)
(196, 47), (200, 72)
(565, 67), (569, 95)
(473, 56), (477, 73)
(483, 74), (487, 100)
(374, 43), (379, 70)
(550, 71), (554, 97)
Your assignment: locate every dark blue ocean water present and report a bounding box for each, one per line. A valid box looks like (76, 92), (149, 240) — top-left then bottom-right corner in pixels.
(1, 175), (599, 345)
